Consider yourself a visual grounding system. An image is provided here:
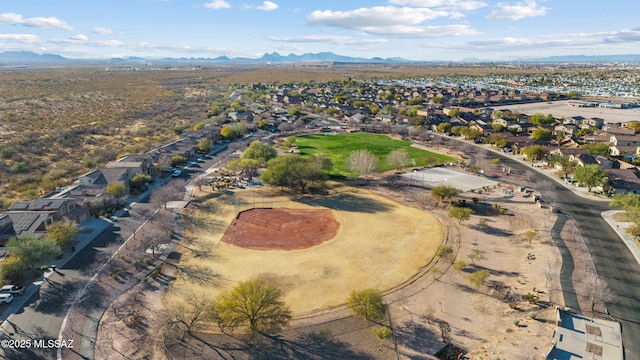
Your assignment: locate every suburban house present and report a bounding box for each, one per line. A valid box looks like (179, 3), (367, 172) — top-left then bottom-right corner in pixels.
(0, 211), (56, 243)
(606, 168), (640, 194)
(554, 124), (578, 137)
(549, 148), (589, 158)
(7, 198), (88, 223)
(609, 145), (639, 157)
(79, 167), (133, 193)
(610, 134), (640, 147)
(570, 153), (599, 167)
(106, 156), (154, 177)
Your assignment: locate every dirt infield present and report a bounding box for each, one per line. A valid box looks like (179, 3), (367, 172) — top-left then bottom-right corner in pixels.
(222, 208), (340, 250)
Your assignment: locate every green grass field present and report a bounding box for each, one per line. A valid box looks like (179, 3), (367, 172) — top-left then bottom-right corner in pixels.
(295, 132), (454, 177)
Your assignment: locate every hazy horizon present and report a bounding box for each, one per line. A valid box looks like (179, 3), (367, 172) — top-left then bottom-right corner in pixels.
(1, 1), (639, 61)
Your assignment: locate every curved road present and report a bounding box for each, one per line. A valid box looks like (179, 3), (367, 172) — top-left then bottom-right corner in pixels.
(493, 152), (640, 358)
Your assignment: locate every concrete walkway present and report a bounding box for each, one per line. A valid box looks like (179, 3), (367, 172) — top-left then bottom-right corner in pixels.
(601, 210), (640, 266)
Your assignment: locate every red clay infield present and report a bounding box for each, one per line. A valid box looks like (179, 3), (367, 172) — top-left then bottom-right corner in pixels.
(221, 208), (340, 250)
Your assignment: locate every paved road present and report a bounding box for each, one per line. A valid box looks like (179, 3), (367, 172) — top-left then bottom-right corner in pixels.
(493, 151), (640, 358)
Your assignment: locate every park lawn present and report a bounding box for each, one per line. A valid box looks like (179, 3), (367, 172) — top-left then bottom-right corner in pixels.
(295, 132), (453, 177)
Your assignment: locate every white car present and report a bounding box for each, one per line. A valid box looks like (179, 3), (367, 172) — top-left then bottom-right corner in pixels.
(171, 169), (182, 177)
(0, 293), (14, 304)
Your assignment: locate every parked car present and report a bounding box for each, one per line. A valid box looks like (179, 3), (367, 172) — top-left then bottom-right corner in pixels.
(171, 169), (182, 177)
(0, 285), (24, 296)
(0, 293), (14, 304)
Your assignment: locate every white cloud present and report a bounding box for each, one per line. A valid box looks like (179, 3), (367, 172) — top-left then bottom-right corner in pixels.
(486, 1), (548, 20)
(0, 34), (41, 44)
(91, 27), (115, 35)
(308, 6), (450, 29)
(0, 12), (74, 30)
(604, 27), (640, 43)
(306, 6), (481, 38)
(268, 34), (388, 46)
(256, 1), (278, 11)
(366, 24), (480, 37)
(203, 0), (231, 9)
(69, 34), (89, 42)
(388, 0), (487, 11)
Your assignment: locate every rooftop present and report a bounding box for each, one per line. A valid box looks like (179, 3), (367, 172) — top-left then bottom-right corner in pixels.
(547, 308), (623, 360)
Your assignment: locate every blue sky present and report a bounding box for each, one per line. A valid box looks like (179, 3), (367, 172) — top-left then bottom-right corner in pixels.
(0, 0), (639, 61)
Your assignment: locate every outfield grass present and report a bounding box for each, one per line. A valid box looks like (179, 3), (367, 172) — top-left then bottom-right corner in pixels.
(295, 132), (454, 177)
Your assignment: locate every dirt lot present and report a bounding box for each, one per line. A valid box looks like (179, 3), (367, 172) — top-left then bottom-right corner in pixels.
(222, 208), (340, 250)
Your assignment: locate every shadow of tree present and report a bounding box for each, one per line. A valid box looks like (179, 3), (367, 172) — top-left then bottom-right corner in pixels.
(394, 321), (442, 359)
(294, 192), (392, 213)
(34, 278), (86, 316)
(177, 264), (226, 286)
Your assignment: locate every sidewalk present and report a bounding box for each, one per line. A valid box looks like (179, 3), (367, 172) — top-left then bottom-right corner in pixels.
(601, 210), (640, 266)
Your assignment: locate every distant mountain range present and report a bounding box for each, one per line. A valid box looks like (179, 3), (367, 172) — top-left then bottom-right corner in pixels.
(0, 51), (408, 65)
(2, 50), (640, 65)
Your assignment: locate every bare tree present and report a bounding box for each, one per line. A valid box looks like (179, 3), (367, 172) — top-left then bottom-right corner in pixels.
(386, 149), (410, 170)
(346, 149), (378, 179)
(579, 272), (613, 312)
(152, 186), (176, 210)
(136, 227), (168, 257)
(167, 289), (214, 334)
(194, 176), (209, 192)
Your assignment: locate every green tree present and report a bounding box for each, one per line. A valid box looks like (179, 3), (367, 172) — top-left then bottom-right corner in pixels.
(529, 113), (555, 126)
(521, 145), (548, 162)
(549, 155), (577, 178)
(436, 122), (451, 133)
(372, 326), (392, 343)
(531, 127), (553, 141)
(491, 123), (506, 132)
(574, 164), (608, 192)
(610, 193), (640, 223)
(238, 158), (261, 177)
(0, 256), (28, 284)
(347, 288), (386, 321)
(627, 121), (640, 133)
(436, 244), (454, 258)
(46, 221), (79, 247)
(468, 249), (484, 265)
(581, 142), (611, 156)
(453, 260), (467, 272)
(242, 141), (277, 165)
(130, 174), (152, 191)
(431, 185), (462, 205)
(260, 155), (327, 192)
(468, 270), (490, 290)
(288, 107), (301, 117)
(213, 278), (292, 335)
(106, 182), (127, 198)
(170, 155), (188, 168)
(459, 127), (482, 141)
(386, 149), (409, 170)
(449, 206), (473, 224)
(5, 235), (62, 271)
(197, 138), (212, 154)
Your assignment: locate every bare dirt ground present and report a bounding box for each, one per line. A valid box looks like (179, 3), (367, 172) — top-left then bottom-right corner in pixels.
(222, 208), (340, 250)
